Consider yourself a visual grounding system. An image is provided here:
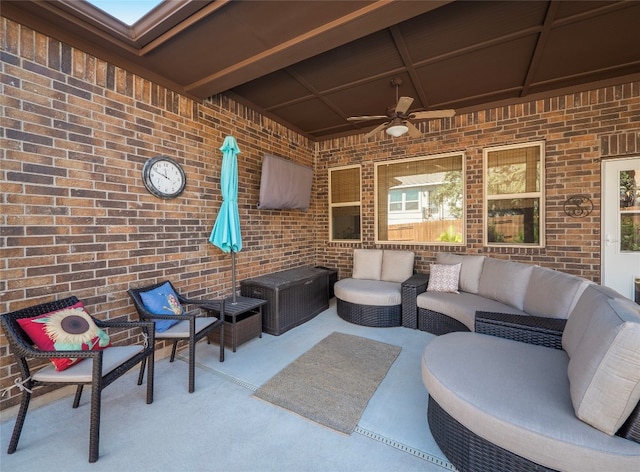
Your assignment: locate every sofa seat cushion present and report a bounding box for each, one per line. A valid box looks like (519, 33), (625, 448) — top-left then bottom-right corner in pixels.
(334, 278), (401, 306)
(417, 291), (525, 331)
(422, 332), (640, 472)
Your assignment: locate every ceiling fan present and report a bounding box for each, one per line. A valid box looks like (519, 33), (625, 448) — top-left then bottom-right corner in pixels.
(347, 78), (455, 139)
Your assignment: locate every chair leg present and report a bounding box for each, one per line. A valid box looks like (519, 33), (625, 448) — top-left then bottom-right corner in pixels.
(73, 385), (84, 408)
(146, 350), (154, 404)
(88, 382), (102, 463)
(219, 323), (225, 362)
(169, 341), (178, 362)
(7, 390), (31, 454)
(137, 358), (146, 385)
(188, 339), (195, 393)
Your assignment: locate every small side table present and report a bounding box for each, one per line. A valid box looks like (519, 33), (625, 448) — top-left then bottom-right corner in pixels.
(206, 296), (267, 352)
(401, 273), (430, 329)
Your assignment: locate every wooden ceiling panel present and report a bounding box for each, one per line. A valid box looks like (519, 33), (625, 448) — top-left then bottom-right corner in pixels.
(416, 35), (538, 107)
(3, 0), (640, 140)
(324, 74), (420, 118)
(274, 99), (345, 133)
(289, 30), (403, 93)
(399, 1), (547, 64)
(533, 4), (640, 84)
(232, 71), (312, 110)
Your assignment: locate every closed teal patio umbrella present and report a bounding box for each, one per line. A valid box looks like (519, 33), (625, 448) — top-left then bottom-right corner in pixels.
(209, 136), (242, 303)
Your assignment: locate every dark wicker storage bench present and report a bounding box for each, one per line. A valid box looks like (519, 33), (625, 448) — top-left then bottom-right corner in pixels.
(240, 266), (335, 335)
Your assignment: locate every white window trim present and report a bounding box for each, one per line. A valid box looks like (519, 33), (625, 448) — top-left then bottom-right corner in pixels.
(483, 141), (546, 248)
(329, 164), (362, 243)
(374, 152), (466, 246)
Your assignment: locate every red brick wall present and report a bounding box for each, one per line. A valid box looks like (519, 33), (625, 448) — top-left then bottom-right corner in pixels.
(0, 18), (317, 408)
(315, 85), (640, 279)
(2, 15), (639, 409)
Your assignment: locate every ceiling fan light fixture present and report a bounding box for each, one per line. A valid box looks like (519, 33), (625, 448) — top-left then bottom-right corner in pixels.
(386, 122), (409, 137)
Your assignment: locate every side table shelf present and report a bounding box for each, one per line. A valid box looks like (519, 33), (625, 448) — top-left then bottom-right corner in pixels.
(207, 296), (267, 352)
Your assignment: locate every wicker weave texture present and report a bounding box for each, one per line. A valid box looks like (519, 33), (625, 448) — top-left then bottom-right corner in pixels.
(418, 308), (470, 335)
(401, 273), (429, 329)
(475, 311), (566, 349)
(240, 267), (331, 335)
(428, 396), (558, 472)
(336, 298), (401, 327)
(2, 296), (155, 463)
(208, 311), (262, 351)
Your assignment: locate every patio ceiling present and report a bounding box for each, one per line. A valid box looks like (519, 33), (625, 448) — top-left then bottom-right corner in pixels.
(4, 0), (640, 141)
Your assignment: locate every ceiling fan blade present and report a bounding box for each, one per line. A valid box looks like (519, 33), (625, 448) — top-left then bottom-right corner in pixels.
(347, 115), (389, 122)
(410, 109), (456, 120)
(364, 122), (389, 140)
(395, 96), (414, 115)
(406, 121), (422, 138)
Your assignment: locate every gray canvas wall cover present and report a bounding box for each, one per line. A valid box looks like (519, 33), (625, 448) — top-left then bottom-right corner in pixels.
(258, 154), (313, 210)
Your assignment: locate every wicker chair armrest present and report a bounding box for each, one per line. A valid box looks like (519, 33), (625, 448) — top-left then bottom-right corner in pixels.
(475, 311), (567, 350)
(17, 345), (107, 360)
(94, 319), (155, 343)
(181, 298), (225, 314)
(94, 319), (154, 331)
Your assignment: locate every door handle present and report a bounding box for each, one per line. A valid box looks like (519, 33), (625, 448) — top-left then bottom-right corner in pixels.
(605, 234), (619, 246)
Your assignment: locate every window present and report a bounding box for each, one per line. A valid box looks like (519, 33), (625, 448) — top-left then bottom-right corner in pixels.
(484, 142), (545, 247)
(375, 153), (465, 245)
(329, 165), (361, 241)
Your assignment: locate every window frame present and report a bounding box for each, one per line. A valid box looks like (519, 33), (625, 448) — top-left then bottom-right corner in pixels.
(328, 164), (362, 243)
(483, 141), (546, 248)
(374, 152), (466, 246)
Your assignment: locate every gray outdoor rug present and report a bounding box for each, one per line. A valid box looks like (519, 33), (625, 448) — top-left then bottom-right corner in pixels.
(253, 331), (401, 434)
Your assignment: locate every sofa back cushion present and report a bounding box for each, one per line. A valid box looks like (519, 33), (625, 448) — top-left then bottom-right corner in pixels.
(352, 249), (383, 280)
(562, 284), (623, 356)
(435, 253), (485, 293)
(381, 250), (414, 282)
(523, 267), (590, 319)
(477, 258), (534, 310)
(566, 296), (640, 435)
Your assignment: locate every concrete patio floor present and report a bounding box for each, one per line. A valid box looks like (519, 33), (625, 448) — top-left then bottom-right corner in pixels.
(1, 299), (455, 471)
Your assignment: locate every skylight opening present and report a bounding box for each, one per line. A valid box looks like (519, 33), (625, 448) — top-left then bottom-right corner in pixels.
(85, 0), (164, 25)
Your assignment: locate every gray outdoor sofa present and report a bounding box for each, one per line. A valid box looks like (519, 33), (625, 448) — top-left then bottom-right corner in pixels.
(402, 253), (593, 335)
(421, 282), (640, 471)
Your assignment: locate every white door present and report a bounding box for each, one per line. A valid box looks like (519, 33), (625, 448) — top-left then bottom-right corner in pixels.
(602, 157), (640, 301)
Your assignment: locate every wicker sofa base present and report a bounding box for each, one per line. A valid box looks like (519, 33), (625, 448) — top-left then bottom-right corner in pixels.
(428, 395), (557, 472)
(336, 298), (401, 327)
(418, 308), (470, 335)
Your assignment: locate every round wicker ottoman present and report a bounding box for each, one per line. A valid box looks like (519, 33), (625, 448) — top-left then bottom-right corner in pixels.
(336, 298), (401, 327)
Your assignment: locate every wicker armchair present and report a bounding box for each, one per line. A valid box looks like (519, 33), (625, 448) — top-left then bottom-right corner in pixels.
(128, 281), (225, 393)
(1, 296), (155, 463)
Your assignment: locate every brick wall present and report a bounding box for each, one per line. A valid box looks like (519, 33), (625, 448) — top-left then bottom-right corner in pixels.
(2, 15), (639, 409)
(0, 18), (317, 408)
(315, 84), (640, 279)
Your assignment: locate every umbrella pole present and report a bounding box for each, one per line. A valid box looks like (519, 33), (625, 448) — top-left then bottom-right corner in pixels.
(231, 250), (237, 304)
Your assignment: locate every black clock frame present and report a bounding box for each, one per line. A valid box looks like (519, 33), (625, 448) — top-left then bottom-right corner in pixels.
(142, 156), (186, 199)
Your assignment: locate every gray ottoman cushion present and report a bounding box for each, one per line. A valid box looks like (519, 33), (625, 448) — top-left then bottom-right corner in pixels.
(334, 278), (402, 306)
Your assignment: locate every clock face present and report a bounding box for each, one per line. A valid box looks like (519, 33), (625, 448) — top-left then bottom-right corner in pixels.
(142, 157), (186, 199)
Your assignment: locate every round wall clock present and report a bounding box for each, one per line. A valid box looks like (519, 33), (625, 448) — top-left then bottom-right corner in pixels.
(142, 156), (186, 199)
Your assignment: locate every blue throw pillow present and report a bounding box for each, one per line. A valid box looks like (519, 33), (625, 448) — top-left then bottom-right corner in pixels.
(139, 282), (184, 332)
